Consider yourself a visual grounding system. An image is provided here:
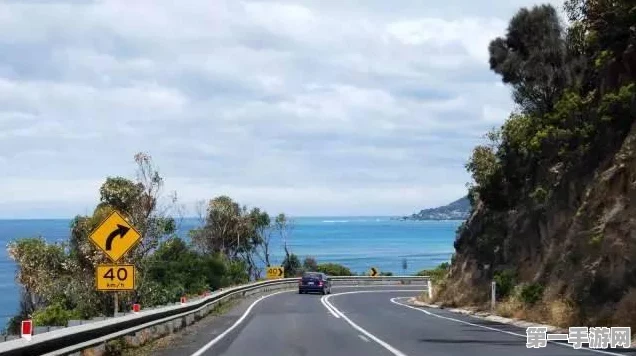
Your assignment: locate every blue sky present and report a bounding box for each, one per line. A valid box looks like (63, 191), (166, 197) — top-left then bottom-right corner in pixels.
(0, 0), (563, 218)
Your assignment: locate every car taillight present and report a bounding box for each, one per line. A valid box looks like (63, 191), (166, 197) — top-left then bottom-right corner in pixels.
(318, 281), (323, 286)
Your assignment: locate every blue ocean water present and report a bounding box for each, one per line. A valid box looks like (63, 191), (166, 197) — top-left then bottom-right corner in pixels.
(0, 216), (460, 329)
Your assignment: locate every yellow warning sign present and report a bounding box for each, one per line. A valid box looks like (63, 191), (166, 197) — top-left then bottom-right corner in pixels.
(89, 210), (141, 262)
(266, 266), (284, 279)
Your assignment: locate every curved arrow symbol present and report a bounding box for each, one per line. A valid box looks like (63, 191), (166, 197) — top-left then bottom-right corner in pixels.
(276, 268), (283, 277)
(105, 224), (130, 251)
(370, 267), (378, 276)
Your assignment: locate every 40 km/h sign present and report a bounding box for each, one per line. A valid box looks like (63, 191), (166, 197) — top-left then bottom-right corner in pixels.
(89, 210), (141, 262)
(96, 264), (135, 291)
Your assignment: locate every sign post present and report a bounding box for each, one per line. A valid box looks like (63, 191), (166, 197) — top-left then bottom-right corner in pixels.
(491, 281), (496, 311)
(266, 266), (284, 279)
(89, 210), (142, 316)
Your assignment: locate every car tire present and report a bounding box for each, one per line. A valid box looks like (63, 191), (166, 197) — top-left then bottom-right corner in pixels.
(321, 288), (327, 295)
(299, 290), (303, 294)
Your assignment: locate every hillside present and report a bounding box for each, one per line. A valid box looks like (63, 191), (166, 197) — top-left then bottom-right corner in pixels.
(404, 197), (470, 220)
(435, 1), (636, 330)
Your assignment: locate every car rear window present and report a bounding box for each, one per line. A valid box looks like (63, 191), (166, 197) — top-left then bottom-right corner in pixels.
(303, 273), (322, 279)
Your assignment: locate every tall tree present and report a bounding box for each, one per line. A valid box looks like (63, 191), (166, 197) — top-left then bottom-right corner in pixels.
(488, 4), (570, 116)
(274, 213), (294, 262)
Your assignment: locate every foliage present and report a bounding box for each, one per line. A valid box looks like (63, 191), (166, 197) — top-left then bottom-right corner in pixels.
(488, 4), (571, 116)
(315, 263), (353, 276)
(190, 196), (273, 280)
(32, 302), (81, 327)
(416, 262), (450, 284)
(282, 253), (302, 277)
(303, 256), (318, 271)
(494, 270), (517, 299)
(144, 237), (230, 301)
(520, 283), (545, 305)
(7, 153), (283, 331)
(466, 0), (636, 217)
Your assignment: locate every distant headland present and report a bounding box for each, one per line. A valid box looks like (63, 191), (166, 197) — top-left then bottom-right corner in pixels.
(395, 196), (470, 221)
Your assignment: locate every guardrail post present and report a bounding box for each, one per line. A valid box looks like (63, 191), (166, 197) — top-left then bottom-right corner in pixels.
(427, 279), (433, 299)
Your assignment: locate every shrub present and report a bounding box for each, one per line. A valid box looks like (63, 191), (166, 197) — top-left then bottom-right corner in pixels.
(416, 262), (450, 284)
(520, 283), (544, 305)
(493, 270), (516, 299)
(303, 257), (318, 271)
(32, 302), (81, 327)
(316, 263), (353, 276)
(282, 254), (302, 277)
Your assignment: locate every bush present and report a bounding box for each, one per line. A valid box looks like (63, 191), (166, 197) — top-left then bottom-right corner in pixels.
(282, 254), (302, 277)
(303, 257), (318, 271)
(32, 302), (81, 327)
(493, 270), (516, 299)
(520, 283), (544, 305)
(316, 263), (353, 276)
(416, 262), (450, 284)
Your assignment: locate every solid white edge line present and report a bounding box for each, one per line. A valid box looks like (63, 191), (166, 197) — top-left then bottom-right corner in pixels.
(389, 297), (626, 356)
(190, 290), (290, 356)
(324, 290), (423, 356)
(320, 295), (341, 318)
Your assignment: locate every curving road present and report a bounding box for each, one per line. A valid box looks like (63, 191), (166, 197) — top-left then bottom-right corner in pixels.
(156, 286), (636, 356)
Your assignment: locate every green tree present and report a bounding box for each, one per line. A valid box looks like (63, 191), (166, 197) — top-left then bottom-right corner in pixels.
(303, 256), (318, 271)
(274, 213), (294, 262)
(488, 4), (571, 116)
(282, 253), (302, 277)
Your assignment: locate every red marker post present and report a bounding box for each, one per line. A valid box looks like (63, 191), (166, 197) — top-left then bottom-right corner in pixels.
(132, 303), (141, 313)
(180, 296), (186, 305)
(21, 320), (33, 341)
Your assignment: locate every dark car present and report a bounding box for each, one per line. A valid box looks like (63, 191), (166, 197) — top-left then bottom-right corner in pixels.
(298, 272), (331, 295)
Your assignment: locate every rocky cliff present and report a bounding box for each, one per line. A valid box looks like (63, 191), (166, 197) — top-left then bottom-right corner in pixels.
(436, 1), (636, 328)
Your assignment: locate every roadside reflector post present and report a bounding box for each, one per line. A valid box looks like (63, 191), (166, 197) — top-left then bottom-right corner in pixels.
(491, 281), (496, 311)
(21, 320), (32, 341)
(427, 279), (433, 299)
(132, 303), (141, 313)
(180, 296), (186, 305)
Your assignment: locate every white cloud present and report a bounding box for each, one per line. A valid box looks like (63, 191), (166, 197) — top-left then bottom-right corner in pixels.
(0, 0), (559, 218)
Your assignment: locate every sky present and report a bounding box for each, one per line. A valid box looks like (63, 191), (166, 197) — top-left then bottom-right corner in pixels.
(0, 0), (564, 219)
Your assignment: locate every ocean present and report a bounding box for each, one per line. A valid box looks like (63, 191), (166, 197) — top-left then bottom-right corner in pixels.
(0, 217), (461, 329)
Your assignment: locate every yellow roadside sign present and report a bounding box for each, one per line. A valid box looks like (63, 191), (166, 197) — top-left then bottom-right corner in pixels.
(89, 210), (141, 262)
(369, 267), (379, 277)
(266, 266), (284, 279)
(96, 264), (135, 291)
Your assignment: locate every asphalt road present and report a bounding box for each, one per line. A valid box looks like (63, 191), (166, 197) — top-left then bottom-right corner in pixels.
(158, 285), (636, 356)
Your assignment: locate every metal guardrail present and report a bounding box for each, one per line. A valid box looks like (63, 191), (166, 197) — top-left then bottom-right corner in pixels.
(0, 276), (429, 356)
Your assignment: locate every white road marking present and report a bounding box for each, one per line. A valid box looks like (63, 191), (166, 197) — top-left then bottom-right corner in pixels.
(358, 334), (370, 342)
(190, 290), (291, 356)
(320, 295), (341, 318)
(323, 289), (422, 356)
(389, 297), (626, 356)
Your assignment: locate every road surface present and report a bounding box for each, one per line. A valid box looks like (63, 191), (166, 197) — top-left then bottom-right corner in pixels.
(156, 285), (636, 356)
